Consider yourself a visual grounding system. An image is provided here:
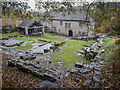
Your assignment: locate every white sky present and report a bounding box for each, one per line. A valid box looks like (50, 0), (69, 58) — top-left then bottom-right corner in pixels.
(20, 0), (35, 9)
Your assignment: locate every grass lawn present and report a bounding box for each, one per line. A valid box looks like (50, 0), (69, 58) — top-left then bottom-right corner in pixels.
(45, 32), (65, 37)
(45, 33), (53, 36)
(15, 36), (38, 42)
(42, 36), (65, 42)
(49, 39), (95, 68)
(0, 32), (21, 38)
(15, 36), (65, 42)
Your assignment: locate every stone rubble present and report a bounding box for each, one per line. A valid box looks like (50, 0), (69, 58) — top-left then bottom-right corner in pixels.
(2, 39), (24, 47)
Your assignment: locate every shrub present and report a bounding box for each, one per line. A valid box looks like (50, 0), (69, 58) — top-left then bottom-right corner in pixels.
(11, 27), (19, 32)
(2, 27), (19, 34)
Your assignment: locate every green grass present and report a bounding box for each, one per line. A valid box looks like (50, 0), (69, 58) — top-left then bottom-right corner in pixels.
(0, 32), (21, 38)
(15, 36), (37, 42)
(45, 32), (64, 37)
(15, 43), (33, 50)
(15, 36), (65, 42)
(42, 36), (65, 42)
(45, 33), (53, 36)
(50, 39), (94, 68)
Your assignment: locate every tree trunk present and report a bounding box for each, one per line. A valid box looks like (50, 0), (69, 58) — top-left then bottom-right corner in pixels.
(85, 2), (94, 21)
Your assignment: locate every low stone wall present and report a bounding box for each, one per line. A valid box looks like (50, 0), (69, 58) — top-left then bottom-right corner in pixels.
(71, 34), (107, 41)
(54, 41), (65, 46)
(77, 34), (106, 62)
(8, 58), (63, 82)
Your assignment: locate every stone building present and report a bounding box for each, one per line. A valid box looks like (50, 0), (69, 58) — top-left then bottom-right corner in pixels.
(49, 11), (95, 36)
(19, 20), (45, 36)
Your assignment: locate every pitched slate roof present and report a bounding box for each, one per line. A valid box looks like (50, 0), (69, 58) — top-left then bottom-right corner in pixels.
(19, 20), (35, 28)
(50, 11), (91, 21)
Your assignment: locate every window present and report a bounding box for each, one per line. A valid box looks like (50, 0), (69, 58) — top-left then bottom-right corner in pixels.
(65, 23), (71, 28)
(68, 23), (71, 28)
(65, 23), (67, 28)
(60, 21), (63, 25)
(53, 27), (56, 32)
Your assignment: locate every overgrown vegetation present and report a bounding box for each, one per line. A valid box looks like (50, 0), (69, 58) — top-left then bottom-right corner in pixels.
(102, 36), (120, 77)
(110, 47), (120, 77)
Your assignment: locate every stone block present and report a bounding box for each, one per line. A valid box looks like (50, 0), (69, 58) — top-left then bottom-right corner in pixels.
(75, 62), (84, 68)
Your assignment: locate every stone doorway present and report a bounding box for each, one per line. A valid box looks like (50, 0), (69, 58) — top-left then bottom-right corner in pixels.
(68, 30), (73, 36)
